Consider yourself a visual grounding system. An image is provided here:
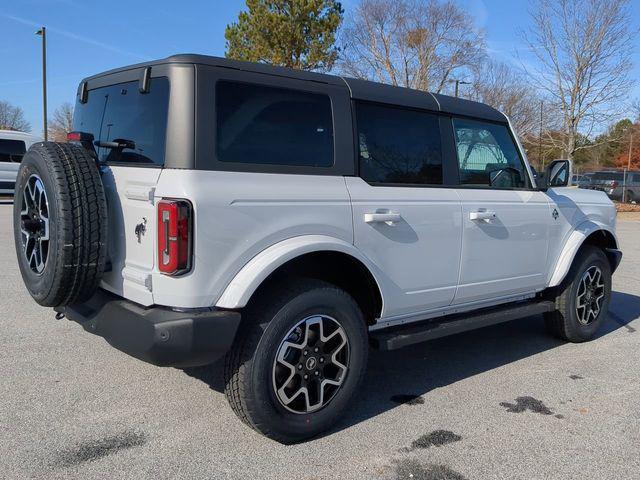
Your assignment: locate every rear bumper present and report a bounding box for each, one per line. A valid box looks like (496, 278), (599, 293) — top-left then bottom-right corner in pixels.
(55, 289), (241, 367)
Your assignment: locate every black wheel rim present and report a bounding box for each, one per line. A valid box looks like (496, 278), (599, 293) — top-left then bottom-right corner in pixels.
(19, 174), (50, 275)
(575, 266), (605, 325)
(272, 315), (350, 414)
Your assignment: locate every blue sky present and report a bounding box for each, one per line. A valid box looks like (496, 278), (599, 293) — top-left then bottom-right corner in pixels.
(1, 0), (639, 136)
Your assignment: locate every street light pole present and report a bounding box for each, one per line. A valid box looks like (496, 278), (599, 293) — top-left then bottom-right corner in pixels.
(448, 79), (471, 98)
(35, 27), (47, 141)
(623, 132), (633, 203)
(539, 100), (544, 170)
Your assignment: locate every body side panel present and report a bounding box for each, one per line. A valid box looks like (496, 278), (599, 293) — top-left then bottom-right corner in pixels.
(152, 170), (353, 308)
(545, 187), (617, 287)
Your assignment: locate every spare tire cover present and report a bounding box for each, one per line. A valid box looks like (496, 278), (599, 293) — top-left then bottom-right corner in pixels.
(13, 142), (108, 307)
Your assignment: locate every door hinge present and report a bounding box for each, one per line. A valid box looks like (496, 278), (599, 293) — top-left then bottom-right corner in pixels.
(125, 185), (156, 204)
(122, 267), (153, 291)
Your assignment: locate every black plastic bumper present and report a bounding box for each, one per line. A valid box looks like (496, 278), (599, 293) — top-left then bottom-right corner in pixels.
(55, 290), (241, 368)
(605, 248), (623, 273)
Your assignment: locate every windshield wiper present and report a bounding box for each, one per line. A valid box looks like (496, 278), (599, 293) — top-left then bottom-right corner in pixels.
(94, 138), (135, 150)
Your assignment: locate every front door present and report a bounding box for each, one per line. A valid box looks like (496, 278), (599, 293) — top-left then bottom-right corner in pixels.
(346, 101), (462, 320)
(450, 118), (551, 305)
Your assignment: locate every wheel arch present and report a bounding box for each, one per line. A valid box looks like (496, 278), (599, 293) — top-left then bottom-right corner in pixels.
(548, 221), (620, 288)
(215, 235), (385, 325)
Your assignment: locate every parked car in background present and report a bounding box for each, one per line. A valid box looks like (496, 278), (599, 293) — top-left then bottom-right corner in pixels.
(572, 173), (593, 189)
(0, 130), (42, 195)
(587, 170), (640, 202)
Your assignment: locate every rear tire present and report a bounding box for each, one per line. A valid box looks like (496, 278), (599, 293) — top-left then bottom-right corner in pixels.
(13, 142), (108, 307)
(544, 246), (611, 342)
(224, 279), (368, 443)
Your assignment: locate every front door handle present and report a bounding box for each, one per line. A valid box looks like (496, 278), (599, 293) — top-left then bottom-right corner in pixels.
(469, 210), (497, 221)
(364, 212), (402, 225)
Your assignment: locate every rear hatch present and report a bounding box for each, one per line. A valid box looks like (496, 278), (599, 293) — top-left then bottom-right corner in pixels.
(73, 77), (170, 305)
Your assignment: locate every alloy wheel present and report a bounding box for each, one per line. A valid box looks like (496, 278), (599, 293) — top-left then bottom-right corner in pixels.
(575, 266), (605, 325)
(272, 315), (350, 414)
(19, 174), (50, 274)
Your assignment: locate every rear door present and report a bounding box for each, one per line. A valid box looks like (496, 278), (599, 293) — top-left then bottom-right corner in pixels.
(450, 118), (551, 305)
(73, 74), (172, 305)
(346, 101), (462, 320)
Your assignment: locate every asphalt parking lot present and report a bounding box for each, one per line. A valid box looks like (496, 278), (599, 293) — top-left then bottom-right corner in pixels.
(1, 200), (639, 480)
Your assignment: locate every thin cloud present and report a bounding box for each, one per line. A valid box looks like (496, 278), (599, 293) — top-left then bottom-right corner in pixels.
(1, 13), (151, 61)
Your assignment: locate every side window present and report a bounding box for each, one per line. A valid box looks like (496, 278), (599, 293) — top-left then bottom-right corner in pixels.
(0, 139), (26, 163)
(453, 118), (529, 189)
(216, 81), (334, 167)
(355, 102), (442, 185)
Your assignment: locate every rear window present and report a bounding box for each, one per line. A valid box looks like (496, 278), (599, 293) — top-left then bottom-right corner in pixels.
(73, 78), (169, 166)
(593, 172), (624, 181)
(216, 81), (334, 167)
(0, 139), (26, 163)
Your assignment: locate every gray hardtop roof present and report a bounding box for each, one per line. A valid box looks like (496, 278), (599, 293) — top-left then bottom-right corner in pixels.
(81, 54), (507, 122)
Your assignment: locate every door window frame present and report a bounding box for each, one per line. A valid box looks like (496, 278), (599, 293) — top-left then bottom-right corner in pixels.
(352, 99), (458, 188)
(446, 115), (536, 191)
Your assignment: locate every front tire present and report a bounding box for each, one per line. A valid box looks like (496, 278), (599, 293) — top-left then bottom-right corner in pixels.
(224, 279), (368, 443)
(544, 246), (611, 342)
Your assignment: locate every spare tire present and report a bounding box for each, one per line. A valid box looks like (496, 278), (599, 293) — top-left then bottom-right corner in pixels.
(13, 142), (108, 307)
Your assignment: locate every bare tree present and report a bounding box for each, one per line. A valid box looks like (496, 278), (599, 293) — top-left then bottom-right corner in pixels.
(0, 101), (31, 132)
(524, 0), (635, 159)
(339, 0), (486, 94)
(48, 102), (74, 142)
(469, 61), (542, 138)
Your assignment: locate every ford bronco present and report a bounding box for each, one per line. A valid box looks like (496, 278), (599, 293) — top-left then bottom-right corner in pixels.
(13, 55), (622, 443)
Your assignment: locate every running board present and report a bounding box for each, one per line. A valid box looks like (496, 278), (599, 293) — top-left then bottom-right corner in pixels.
(371, 300), (556, 351)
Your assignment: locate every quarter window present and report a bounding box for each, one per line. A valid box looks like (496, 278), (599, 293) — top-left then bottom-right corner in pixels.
(355, 102), (443, 185)
(216, 81), (334, 167)
(453, 118), (528, 189)
(0, 139), (26, 163)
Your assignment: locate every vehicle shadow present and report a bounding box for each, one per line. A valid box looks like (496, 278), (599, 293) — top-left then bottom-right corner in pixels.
(182, 290), (639, 437)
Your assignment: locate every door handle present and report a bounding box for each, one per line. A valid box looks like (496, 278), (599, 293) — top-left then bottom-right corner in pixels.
(364, 212), (402, 225)
(469, 210), (496, 221)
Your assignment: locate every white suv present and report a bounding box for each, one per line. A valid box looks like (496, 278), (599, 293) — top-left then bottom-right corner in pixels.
(0, 130), (41, 195)
(12, 55), (622, 443)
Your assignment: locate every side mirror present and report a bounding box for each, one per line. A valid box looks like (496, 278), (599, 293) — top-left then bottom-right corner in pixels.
(540, 159), (571, 189)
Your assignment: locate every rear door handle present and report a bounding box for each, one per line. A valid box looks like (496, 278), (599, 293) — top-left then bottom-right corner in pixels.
(364, 212), (402, 225)
(469, 211), (496, 221)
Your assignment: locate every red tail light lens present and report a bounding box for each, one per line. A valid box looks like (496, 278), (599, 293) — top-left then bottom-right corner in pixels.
(611, 181), (619, 189)
(157, 199), (192, 275)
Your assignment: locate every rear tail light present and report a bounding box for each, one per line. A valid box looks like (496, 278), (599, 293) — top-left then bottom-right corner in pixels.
(157, 199), (192, 275)
(611, 181), (619, 189)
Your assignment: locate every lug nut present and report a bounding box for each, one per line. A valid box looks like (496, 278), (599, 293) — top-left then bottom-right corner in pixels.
(315, 371), (319, 376)
(304, 374), (308, 380)
(314, 347), (319, 353)
(319, 358), (324, 363)
(298, 364), (303, 370)
(303, 350), (308, 356)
